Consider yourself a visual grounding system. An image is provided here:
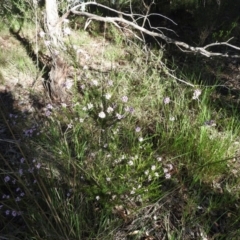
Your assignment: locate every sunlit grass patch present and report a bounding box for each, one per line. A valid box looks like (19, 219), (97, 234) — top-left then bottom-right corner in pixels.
(0, 34), (38, 90)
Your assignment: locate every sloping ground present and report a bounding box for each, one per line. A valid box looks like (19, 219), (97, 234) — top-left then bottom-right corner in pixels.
(0, 25), (141, 109)
(1, 22), (240, 239)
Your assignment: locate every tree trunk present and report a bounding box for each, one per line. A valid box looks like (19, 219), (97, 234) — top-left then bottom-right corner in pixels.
(45, 0), (68, 102)
(45, 0), (62, 46)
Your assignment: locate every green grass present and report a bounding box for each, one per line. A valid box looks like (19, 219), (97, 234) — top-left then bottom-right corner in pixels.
(1, 23), (240, 240)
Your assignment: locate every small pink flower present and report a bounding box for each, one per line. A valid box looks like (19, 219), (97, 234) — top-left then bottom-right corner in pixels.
(36, 163), (41, 169)
(4, 176), (10, 183)
(46, 104), (53, 109)
(15, 197), (21, 202)
(116, 113), (123, 120)
(165, 173), (171, 179)
(5, 210), (10, 215)
(121, 96), (128, 103)
(163, 97), (170, 104)
(135, 127), (141, 132)
(45, 110), (51, 116)
(12, 211), (17, 217)
(19, 169), (23, 176)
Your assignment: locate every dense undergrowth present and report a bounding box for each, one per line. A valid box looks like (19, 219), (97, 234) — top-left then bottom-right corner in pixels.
(1, 2), (240, 239)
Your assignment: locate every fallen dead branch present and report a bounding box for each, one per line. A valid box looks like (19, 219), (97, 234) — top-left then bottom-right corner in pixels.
(67, 2), (240, 58)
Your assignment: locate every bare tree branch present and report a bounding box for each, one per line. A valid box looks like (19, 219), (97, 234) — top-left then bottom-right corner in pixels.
(72, 2), (177, 25)
(68, 3), (240, 58)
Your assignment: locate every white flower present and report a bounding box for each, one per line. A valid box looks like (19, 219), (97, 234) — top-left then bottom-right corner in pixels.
(105, 93), (112, 100)
(96, 196), (100, 201)
(130, 190), (135, 195)
(106, 177), (111, 182)
(169, 116), (175, 121)
(138, 137), (143, 142)
(113, 128), (119, 135)
(165, 173), (171, 179)
(192, 89), (202, 100)
(144, 170), (149, 175)
(108, 80), (113, 86)
(98, 111), (106, 118)
(87, 103), (93, 109)
(151, 165), (156, 171)
(92, 80), (99, 86)
(107, 106), (114, 113)
(163, 168), (168, 173)
(128, 160), (134, 166)
(167, 164), (173, 171)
